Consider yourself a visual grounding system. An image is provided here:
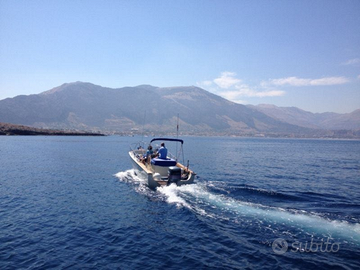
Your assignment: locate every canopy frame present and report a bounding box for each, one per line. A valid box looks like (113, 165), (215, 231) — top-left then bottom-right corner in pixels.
(150, 137), (184, 144)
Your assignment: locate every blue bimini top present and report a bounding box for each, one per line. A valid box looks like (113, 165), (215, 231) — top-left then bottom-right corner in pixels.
(150, 138), (183, 144)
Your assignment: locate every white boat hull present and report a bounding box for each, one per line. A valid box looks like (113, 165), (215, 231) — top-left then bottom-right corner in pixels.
(129, 151), (195, 189)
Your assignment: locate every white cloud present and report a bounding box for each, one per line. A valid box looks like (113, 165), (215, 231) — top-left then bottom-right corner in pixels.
(196, 80), (213, 88)
(221, 90), (243, 100)
(201, 80), (213, 86)
(235, 86), (285, 97)
(265, 77), (310, 87)
(311, 77), (350, 85)
(357, 75), (360, 80)
(264, 76), (350, 87)
(255, 90), (286, 97)
(342, 58), (360, 65)
(199, 71), (286, 102)
(213, 72), (241, 89)
(232, 99), (247, 104)
(198, 71), (352, 105)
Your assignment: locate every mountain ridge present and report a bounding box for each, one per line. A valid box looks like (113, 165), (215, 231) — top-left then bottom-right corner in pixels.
(248, 104), (360, 130)
(0, 82), (359, 137)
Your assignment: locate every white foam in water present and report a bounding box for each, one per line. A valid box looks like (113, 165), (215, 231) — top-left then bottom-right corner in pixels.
(115, 169), (151, 195)
(158, 183), (221, 218)
(157, 184), (191, 209)
(115, 169), (146, 184)
(160, 182), (360, 244)
(116, 171), (360, 244)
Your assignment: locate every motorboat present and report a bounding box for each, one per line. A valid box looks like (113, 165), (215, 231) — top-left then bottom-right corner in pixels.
(129, 137), (196, 189)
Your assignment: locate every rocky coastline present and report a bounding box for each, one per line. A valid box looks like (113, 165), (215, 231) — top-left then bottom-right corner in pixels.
(0, 122), (105, 136)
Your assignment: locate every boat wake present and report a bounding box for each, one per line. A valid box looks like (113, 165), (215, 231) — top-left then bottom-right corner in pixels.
(116, 169), (360, 245)
(115, 169), (152, 197)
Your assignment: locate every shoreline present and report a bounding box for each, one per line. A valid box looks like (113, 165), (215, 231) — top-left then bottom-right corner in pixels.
(0, 123), (105, 136)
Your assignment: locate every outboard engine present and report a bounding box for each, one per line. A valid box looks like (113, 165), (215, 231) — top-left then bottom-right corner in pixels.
(168, 166), (181, 185)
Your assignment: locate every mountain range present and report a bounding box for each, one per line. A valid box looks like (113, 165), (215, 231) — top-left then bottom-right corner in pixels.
(247, 104), (360, 130)
(0, 82), (359, 137)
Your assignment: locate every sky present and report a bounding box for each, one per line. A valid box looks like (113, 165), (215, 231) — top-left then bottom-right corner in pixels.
(0, 0), (359, 113)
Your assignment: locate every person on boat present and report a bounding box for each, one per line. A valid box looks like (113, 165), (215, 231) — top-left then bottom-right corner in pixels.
(141, 145), (153, 164)
(156, 142), (167, 160)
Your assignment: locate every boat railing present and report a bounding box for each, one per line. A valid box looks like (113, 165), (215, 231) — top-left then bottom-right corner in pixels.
(129, 142), (147, 160)
(166, 151), (177, 161)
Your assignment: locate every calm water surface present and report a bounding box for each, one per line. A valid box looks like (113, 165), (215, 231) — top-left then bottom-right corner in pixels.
(0, 136), (359, 269)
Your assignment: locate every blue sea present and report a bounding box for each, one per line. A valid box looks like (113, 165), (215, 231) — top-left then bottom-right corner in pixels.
(1, 136), (359, 269)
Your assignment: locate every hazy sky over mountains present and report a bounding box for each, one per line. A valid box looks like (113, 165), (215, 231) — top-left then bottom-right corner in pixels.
(0, 0), (359, 113)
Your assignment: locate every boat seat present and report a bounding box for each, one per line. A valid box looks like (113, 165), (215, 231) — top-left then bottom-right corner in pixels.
(151, 158), (177, 167)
